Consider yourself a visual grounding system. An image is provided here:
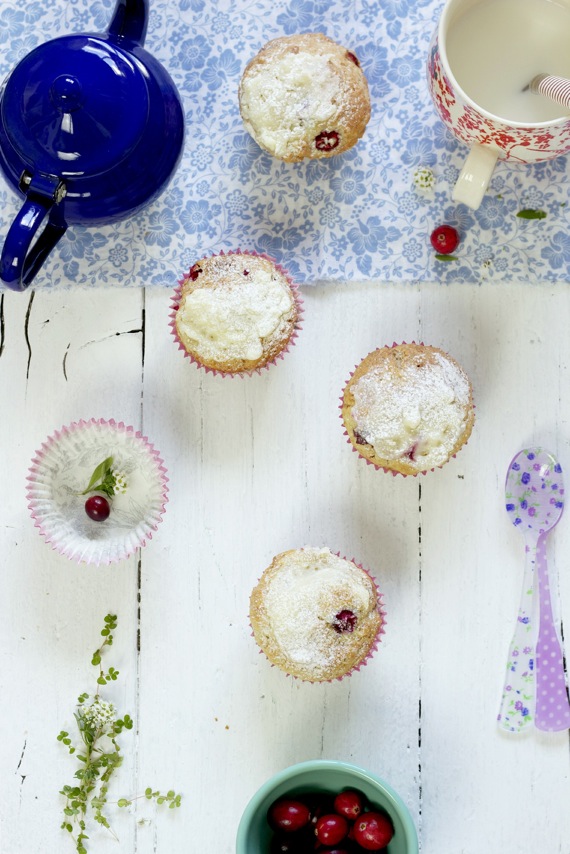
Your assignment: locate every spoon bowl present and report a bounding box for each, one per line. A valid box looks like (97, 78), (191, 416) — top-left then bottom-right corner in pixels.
(506, 448), (564, 536)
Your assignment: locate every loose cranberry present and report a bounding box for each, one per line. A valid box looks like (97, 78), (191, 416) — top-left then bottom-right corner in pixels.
(315, 130), (340, 152)
(333, 610), (357, 634)
(333, 789), (364, 820)
(188, 262), (202, 281)
(346, 51), (360, 66)
(243, 269), (250, 276)
(353, 812), (394, 850)
(430, 224), (459, 255)
(268, 799), (311, 833)
(85, 494), (110, 522)
(315, 814), (348, 846)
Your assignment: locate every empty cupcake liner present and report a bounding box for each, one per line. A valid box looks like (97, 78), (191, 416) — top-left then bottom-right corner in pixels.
(249, 549), (386, 683)
(169, 249), (303, 377)
(340, 341), (475, 477)
(26, 418), (169, 565)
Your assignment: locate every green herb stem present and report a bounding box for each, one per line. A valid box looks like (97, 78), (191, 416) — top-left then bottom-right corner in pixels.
(57, 614), (181, 852)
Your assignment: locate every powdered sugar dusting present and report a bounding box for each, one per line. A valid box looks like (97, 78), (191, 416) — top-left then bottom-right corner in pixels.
(176, 255), (294, 363)
(351, 351), (471, 471)
(261, 547), (378, 678)
(241, 52), (345, 159)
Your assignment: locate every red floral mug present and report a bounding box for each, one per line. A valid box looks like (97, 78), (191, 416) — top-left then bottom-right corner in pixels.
(428, 0), (570, 209)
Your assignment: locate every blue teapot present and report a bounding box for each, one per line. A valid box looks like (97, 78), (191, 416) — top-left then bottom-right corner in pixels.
(0, 0), (184, 291)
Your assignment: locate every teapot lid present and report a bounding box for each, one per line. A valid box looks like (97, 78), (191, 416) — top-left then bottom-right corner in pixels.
(1, 34), (149, 178)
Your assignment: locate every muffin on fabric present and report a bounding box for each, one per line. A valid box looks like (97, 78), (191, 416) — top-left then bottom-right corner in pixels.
(341, 343), (475, 476)
(238, 33), (370, 162)
(249, 547), (385, 682)
(171, 251), (301, 375)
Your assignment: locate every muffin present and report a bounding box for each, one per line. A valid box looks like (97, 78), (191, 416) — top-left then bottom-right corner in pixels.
(249, 547), (384, 682)
(171, 251), (301, 375)
(341, 343), (475, 476)
(238, 33), (370, 162)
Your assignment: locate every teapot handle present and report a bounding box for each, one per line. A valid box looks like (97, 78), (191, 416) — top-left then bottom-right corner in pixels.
(108, 0), (148, 46)
(0, 175), (67, 292)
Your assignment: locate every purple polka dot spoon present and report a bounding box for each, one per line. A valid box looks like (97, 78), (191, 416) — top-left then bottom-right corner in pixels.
(499, 448), (569, 733)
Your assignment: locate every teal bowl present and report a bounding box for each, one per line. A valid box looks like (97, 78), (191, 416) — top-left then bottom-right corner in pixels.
(236, 759), (418, 854)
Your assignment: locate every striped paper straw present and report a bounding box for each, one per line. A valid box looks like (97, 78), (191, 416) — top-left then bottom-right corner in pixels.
(529, 73), (570, 110)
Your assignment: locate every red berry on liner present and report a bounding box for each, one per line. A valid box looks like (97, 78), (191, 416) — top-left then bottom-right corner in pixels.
(430, 224), (459, 255)
(84, 494), (110, 522)
(80, 455), (128, 522)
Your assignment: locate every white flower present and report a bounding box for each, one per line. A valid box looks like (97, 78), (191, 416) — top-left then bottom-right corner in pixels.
(413, 166), (436, 194)
(82, 696), (116, 733)
(111, 471), (128, 495)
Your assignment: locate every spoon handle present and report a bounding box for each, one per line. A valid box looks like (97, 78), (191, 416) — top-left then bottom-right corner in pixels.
(534, 532), (570, 731)
(497, 538), (536, 733)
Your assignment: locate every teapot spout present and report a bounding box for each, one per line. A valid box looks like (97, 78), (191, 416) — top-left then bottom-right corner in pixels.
(107, 0), (148, 46)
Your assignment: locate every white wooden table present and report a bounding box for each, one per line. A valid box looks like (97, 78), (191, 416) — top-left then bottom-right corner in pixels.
(1, 281), (570, 853)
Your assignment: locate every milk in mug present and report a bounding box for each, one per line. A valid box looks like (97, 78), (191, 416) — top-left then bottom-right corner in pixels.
(446, 0), (570, 123)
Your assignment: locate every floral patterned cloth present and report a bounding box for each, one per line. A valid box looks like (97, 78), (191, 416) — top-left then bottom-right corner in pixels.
(0, 0), (569, 288)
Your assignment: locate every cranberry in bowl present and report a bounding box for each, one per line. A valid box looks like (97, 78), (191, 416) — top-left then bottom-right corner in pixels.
(236, 759), (418, 854)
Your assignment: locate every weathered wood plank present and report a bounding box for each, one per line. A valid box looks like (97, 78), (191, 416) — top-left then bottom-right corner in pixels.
(0, 288), (143, 854)
(420, 282), (570, 852)
(138, 284), (423, 853)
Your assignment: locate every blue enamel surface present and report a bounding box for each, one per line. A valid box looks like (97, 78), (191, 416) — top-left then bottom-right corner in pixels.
(0, 0), (184, 289)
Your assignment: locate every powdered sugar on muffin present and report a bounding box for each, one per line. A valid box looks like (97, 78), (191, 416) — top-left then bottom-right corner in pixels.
(249, 547), (383, 682)
(239, 33), (370, 162)
(342, 344), (475, 475)
(174, 253), (299, 374)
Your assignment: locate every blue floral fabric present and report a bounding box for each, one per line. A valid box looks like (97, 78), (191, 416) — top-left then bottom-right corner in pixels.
(0, 0), (569, 287)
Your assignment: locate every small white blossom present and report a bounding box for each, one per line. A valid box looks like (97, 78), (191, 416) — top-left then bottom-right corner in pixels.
(111, 471), (128, 495)
(82, 696), (116, 733)
(413, 166), (436, 194)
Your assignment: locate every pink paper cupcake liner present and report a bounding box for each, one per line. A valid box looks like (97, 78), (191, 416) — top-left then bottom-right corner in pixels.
(340, 341), (475, 477)
(249, 549), (386, 683)
(169, 249), (303, 377)
(26, 418), (169, 566)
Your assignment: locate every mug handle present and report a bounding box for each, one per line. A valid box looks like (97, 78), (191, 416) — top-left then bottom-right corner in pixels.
(452, 143), (499, 210)
(0, 173), (67, 292)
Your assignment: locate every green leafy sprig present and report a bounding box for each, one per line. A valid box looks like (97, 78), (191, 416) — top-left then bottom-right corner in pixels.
(57, 614), (181, 854)
(80, 457), (127, 500)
